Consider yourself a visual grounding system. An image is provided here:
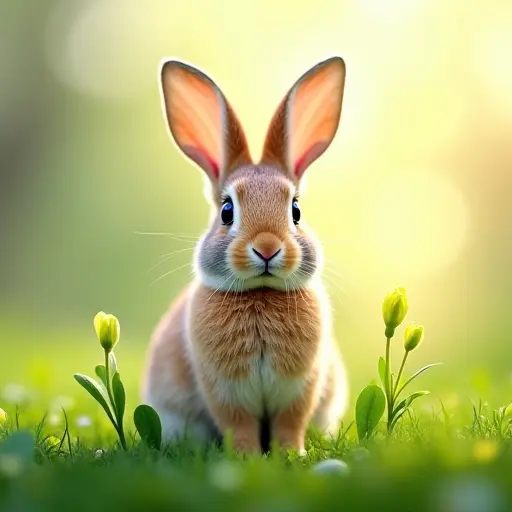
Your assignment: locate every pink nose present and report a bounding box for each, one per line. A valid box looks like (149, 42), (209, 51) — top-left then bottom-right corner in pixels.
(251, 232), (282, 262)
(252, 247), (281, 262)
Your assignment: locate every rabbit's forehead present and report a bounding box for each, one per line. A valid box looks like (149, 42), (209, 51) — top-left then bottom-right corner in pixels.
(224, 167), (296, 208)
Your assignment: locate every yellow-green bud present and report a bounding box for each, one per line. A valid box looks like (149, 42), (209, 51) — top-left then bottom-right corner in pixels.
(93, 312), (120, 352)
(382, 287), (408, 338)
(0, 408), (7, 424)
(44, 436), (61, 450)
(404, 323), (424, 352)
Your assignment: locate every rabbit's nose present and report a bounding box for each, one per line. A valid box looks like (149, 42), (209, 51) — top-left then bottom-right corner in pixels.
(250, 232), (283, 262)
(252, 248), (281, 262)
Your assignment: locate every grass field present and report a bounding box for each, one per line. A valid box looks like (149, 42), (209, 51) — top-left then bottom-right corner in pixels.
(2, 319), (512, 512)
(1, 397), (512, 512)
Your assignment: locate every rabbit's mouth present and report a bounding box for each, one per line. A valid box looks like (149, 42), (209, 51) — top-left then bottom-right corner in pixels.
(259, 270), (273, 277)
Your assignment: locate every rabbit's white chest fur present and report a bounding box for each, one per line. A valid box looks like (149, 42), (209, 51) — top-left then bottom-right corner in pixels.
(211, 355), (307, 416)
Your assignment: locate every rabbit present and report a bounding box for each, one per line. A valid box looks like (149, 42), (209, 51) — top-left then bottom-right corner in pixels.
(142, 56), (349, 454)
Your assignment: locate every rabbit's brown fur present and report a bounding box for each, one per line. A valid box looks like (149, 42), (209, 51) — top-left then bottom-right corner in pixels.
(142, 56), (348, 453)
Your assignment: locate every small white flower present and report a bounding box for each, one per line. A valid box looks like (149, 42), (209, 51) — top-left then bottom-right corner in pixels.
(49, 396), (75, 412)
(0, 455), (23, 478)
(76, 415), (92, 428)
(349, 447), (372, 463)
(312, 459), (351, 476)
(208, 461), (243, 491)
(2, 384), (31, 404)
(48, 413), (62, 427)
(433, 476), (505, 512)
(94, 449), (105, 459)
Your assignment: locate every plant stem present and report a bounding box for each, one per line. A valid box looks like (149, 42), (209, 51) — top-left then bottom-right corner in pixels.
(385, 337), (393, 432)
(105, 351), (127, 451)
(117, 424), (128, 451)
(104, 350), (116, 415)
(384, 338), (391, 399)
(393, 352), (409, 402)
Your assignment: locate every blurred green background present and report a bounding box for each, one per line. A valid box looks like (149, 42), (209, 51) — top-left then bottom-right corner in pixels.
(1, 0), (511, 424)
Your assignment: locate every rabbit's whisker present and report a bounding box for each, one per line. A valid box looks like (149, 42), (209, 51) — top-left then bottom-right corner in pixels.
(285, 274), (300, 323)
(134, 231), (200, 243)
(205, 271), (235, 303)
(219, 276), (238, 311)
(301, 266), (347, 298)
(284, 278), (291, 317)
(319, 234), (368, 246)
(301, 261), (348, 293)
(150, 261), (192, 286)
(148, 247), (195, 272)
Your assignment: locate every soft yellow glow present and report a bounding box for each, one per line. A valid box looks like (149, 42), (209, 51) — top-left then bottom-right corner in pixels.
(363, 170), (469, 278)
(474, 16), (512, 115)
(46, 0), (174, 100)
(356, 0), (428, 24)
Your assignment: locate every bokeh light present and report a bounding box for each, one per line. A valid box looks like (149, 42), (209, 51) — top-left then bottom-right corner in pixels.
(364, 169), (469, 279)
(45, 0), (172, 100)
(473, 13), (512, 117)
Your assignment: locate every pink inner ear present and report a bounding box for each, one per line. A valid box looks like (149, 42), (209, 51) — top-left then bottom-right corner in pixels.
(294, 141), (329, 179)
(183, 145), (220, 180)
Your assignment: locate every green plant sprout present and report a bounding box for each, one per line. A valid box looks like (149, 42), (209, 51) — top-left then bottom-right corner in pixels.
(73, 312), (162, 451)
(356, 288), (442, 441)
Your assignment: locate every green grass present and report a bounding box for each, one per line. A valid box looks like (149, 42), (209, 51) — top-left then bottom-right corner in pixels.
(2, 317), (512, 511)
(2, 392), (512, 511)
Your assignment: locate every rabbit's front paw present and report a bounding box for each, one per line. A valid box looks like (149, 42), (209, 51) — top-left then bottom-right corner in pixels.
(272, 426), (306, 454)
(232, 429), (261, 453)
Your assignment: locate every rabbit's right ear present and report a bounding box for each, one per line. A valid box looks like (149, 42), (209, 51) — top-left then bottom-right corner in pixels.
(260, 57), (346, 182)
(160, 60), (251, 183)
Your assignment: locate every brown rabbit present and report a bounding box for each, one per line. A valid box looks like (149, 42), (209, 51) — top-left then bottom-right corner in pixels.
(142, 56), (349, 454)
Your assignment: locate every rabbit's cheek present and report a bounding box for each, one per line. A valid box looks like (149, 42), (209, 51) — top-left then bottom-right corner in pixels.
(282, 238), (301, 273)
(229, 238), (253, 273)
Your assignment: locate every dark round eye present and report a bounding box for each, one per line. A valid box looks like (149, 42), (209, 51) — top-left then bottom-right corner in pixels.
(292, 200), (300, 225)
(221, 198), (234, 225)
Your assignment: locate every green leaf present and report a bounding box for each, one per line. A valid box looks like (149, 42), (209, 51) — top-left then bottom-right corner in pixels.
(134, 405), (162, 451)
(390, 406), (410, 430)
(95, 365), (108, 389)
(392, 391), (430, 422)
(112, 372), (126, 427)
(379, 358), (397, 402)
(355, 384), (386, 442)
(0, 430), (35, 475)
(378, 357), (386, 388)
(73, 373), (116, 427)
(109, 352), (118, 375)
(0, 430), (35, 461)
(504, 403), (512, 419)
(395, 363), (442, 400)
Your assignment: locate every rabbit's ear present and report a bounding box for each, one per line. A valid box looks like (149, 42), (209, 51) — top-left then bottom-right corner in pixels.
(160, 60), (251, 182)
(260, 57), (345, 181)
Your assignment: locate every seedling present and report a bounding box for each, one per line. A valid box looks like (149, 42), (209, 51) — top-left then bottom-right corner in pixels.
(356, 288), (442, 441)
(73, 312), (162, 451)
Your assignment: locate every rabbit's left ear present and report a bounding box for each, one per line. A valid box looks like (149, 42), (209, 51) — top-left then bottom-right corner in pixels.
(260, 57), (346, 181)
(160, 60), (251, 183)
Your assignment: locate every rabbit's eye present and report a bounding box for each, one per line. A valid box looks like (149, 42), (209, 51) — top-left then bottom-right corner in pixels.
(292, 200), (300, 225)
(221, 198), (234, 225)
